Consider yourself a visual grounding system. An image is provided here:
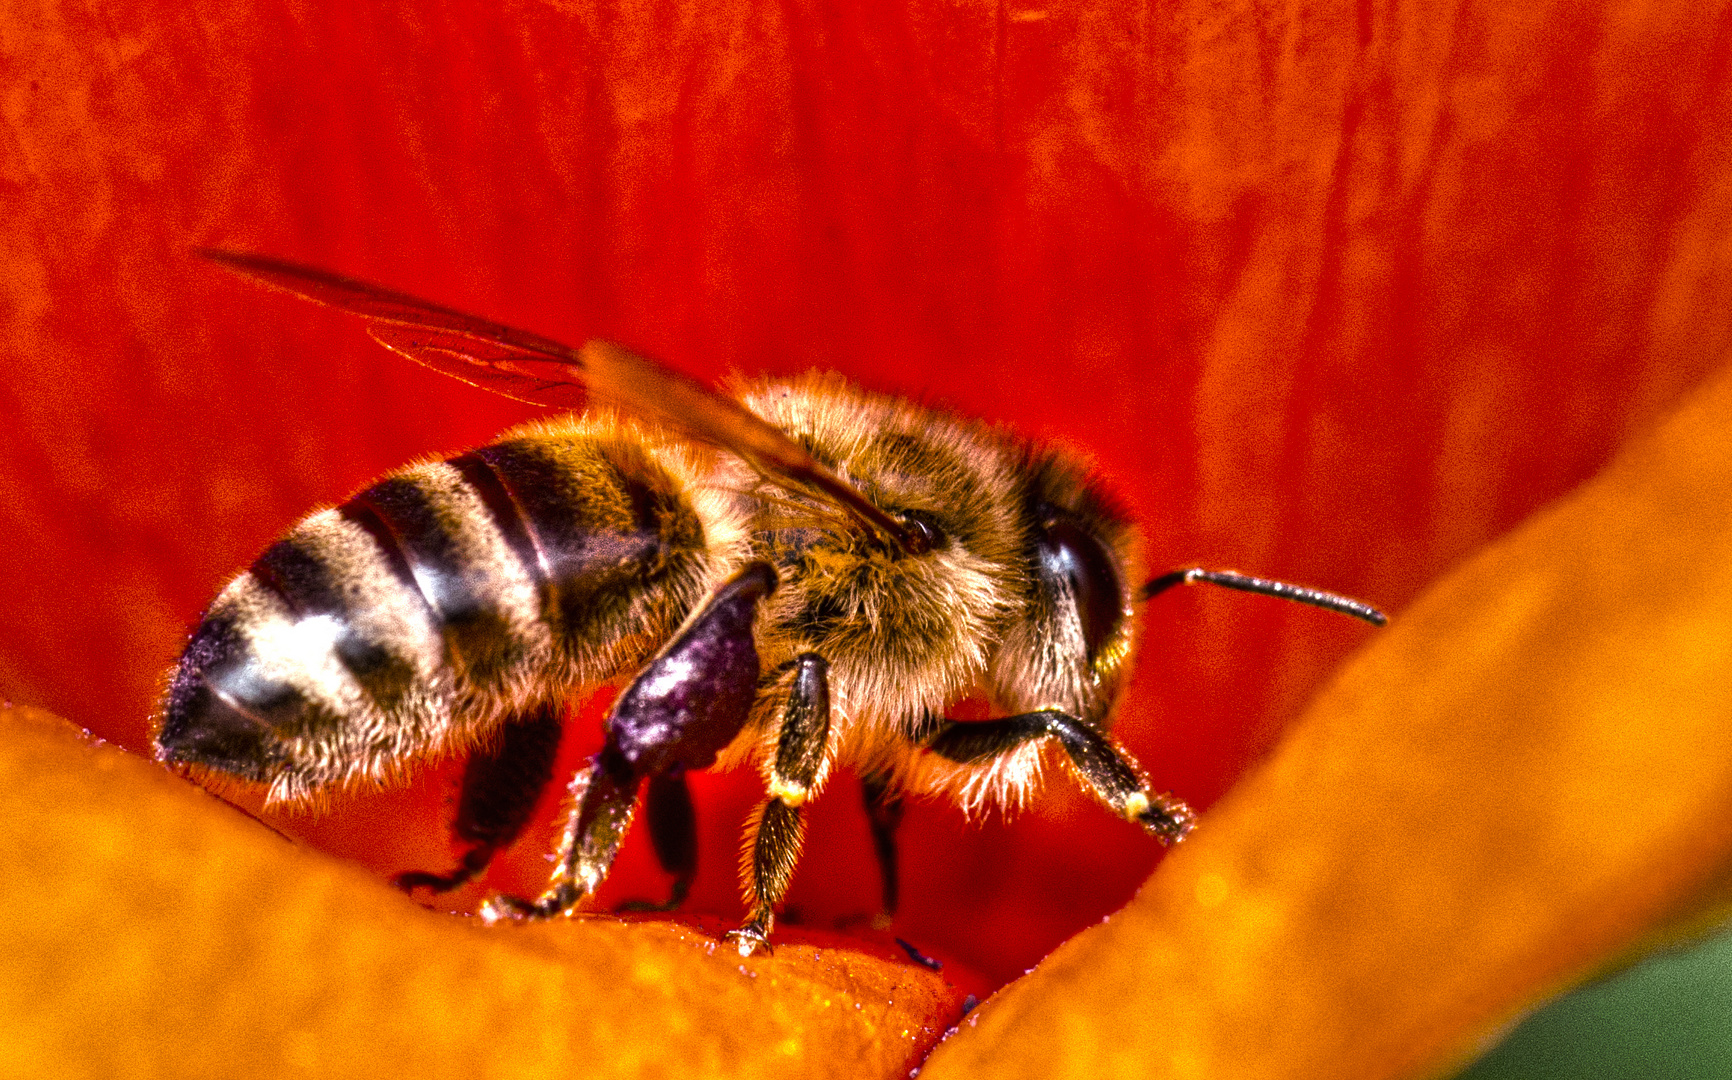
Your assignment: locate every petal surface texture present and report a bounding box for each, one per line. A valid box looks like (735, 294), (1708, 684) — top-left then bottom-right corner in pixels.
(925, 365), (1732, 1077)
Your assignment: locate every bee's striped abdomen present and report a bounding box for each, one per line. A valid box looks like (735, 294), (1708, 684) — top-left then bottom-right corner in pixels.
(471, 434), (706, 643)
(248, 529), (422, 714)
(341, 465), (544, 699)
(158, 428), (723, 800)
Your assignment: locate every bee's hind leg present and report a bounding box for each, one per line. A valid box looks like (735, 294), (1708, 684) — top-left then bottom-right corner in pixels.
(615, 770), (698, 912)
(726, 652), (831, 957)
(484, 562), (777, 924)
(483, 747), (641, 920)
(924, 711), (1195, 843)
(394, 701), (565, 895)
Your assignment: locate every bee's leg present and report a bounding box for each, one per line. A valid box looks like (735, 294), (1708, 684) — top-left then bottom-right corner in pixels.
(394, 701), (565, 894)
(726, 653), (830, 957)
(925, 711), (1195, 843)
(615, 770), (698, 912)
(482, 748), (641, 920)
(860, 770), (904, 926)
(484, 562), (777, 923)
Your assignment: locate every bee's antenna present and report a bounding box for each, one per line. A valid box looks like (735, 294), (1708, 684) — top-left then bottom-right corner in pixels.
(1142, 568), (1387, 626)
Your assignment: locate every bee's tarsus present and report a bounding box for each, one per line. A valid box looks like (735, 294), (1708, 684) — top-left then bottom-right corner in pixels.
(895, 937), (943, 972)
(1133, 794), (1197, 845)
(724, 921), (773, 958)
(925, 710), (1196, 843)
(614, 889), (687, 914)
(392, 861), (481, 896)
(477, 891), (547, 924)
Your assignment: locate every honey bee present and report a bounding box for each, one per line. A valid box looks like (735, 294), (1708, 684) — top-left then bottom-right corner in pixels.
(157, 251), (1385, 955)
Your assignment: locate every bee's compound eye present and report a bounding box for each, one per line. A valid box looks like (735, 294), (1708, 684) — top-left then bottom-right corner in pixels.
(1037, 512), (1124, 661)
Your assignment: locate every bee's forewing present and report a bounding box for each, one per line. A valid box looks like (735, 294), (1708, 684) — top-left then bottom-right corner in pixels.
(365, 325), (590, 409)
(197, 249), (574, 360)
(199, 249), (917, 551)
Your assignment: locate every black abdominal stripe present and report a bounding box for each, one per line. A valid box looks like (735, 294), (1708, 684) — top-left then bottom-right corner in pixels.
(158, 438), (689, 800)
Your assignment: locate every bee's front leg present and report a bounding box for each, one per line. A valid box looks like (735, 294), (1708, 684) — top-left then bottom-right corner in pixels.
(482, 562), (778, 924)
(726, 652), (831, 957)
(924, 712), (1196, 843)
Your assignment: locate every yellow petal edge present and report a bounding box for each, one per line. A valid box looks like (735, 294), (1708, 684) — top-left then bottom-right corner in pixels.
(927, 362), (1732, 1080)
(0, 707), (961, 1080)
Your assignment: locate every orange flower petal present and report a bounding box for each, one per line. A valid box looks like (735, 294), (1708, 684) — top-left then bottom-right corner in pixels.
(924, 365), (1732, 1077)
(0, 706), (968, 1077)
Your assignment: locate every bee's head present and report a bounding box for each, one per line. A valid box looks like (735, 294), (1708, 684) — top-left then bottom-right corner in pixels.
(987, 450), (1141, 723)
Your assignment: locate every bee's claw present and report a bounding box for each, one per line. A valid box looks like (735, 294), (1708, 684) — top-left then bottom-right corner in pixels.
(615, 896), (679, 913)
(393, 865), (476, 895)
(1132, 793), (1197, 845)
(723, 922), (773, 957)
(614, 876), (691, 914)
(477, 894), (533, 925)
(479, 882), (582, 925)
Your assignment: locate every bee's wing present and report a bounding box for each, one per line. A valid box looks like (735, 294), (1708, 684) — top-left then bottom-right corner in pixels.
(197, 249), (919, 552)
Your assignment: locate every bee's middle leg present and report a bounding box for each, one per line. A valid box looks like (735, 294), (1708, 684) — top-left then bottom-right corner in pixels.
(860, 770), (904, 927)
(727, 652), (831, 956)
